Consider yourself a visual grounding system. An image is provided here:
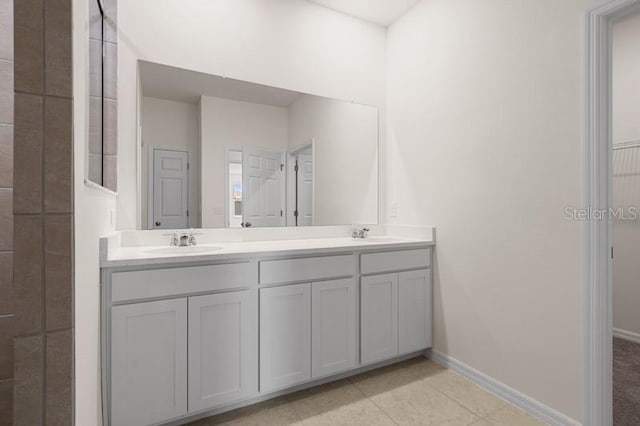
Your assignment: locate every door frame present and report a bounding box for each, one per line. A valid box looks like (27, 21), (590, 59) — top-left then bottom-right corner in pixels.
(584, 1), (640, 425)
(224, 145), (243, 228)
(147, 145), (192, 229)
(287, 139), (315, 226)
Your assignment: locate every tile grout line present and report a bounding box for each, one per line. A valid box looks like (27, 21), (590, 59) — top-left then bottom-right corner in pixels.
(346, 376), (400, 425)
(419, 367), (530, 424)
(420, 372), (495, 422)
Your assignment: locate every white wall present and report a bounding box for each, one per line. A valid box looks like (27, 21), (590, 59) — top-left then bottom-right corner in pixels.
(386, 0), (599, 421)
(200, 96), (288, 227)
(118, 0), (387, 229)
(612, 13), (640, 339)
(73, 1), (117, 425)
(141, 97), (200, 228)
(288, 95), (378, 225)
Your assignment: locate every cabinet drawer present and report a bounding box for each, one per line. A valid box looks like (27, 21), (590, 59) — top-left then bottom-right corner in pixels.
(111, 263), (252, 302)
(361, 249), (430, 275)
(259, 255), (355, 285)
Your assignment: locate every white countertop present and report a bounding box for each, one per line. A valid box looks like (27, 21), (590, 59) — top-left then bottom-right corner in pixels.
(102, 236), (434, 268)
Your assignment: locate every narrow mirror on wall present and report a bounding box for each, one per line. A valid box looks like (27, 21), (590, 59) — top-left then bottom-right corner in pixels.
(88, 0), (117, 192)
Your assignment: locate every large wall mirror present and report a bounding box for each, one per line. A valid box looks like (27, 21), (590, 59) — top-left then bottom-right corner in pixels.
(139, 61), (378, 229)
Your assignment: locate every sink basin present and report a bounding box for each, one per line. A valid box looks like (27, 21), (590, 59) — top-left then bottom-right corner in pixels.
(144, 245), (222, 255)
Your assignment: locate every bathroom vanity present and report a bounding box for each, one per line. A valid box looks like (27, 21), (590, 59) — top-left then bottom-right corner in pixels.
(100, 231), (434, 426)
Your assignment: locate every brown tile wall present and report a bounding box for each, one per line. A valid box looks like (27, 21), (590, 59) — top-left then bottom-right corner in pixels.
(10, 0), (74, 424)
(0, 0), (15, 424)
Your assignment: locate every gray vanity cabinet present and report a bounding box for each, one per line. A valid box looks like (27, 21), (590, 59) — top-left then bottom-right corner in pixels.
(399, 269), (432, 354)
(259, 283), (312, 392)
(111, 298), (188, 426)
(311, 278), (358, 378)
(188, 291), (255, 412)
(361, 269), (432, 364)
(361, 273), (399, 364)
(360, 248), (432, 365)
(103, 244), (432, 426)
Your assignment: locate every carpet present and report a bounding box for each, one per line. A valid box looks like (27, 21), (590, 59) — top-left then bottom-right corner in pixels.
(614, 337), (640, 425)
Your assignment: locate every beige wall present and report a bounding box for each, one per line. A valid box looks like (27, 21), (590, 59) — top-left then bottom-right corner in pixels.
(386, 0), (599, 421)
(200, 96), (288, 228)
(141, 97), (201, 229)
(117, 0), (387, 230)
(73, 1), (117, 425)
(612, 12), (640, 339)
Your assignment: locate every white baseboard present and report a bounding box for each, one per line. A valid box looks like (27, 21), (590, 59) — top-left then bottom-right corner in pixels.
(429, 350), (580, 426)
(613, 328), (640, 344)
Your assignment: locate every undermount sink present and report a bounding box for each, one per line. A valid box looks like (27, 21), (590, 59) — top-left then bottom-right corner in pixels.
(144, 245), (222, 255)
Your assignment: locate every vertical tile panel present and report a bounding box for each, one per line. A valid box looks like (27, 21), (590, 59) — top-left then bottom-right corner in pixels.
(0, 378), (13, 426)
(13, 215), (43, 335)
(104, 41), (117, 100)
(88, 0), (102, 41)
(0, 0), (13, 61)
(14, 0), (44, 94)
(0, 253), (14, 380)
(103, 155), (117, 192)
(13, 335), (43, 426)
(0, 188), (12, 251)
(103, 98), (117, 155)
(0, 58), (13, 124)
(88, 96), (102, 156)
(45, 215), (71, 330)
(0, 124), (13, 187)
(44, 0), (71, 97)
(13, 94), (43, 214)
(45, 329), (72, 425)
(0, 251), (13, 314)
(103, 0), (118, 43)
(44, 97), (72, 213)
(0, 314), (14, 380)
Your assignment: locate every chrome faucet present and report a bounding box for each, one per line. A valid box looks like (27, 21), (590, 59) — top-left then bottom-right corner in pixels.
(164, 232), (201, 247)
(352, 226), (370, 239)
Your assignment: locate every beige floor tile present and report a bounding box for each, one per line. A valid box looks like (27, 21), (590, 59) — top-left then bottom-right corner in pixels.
(296, 398), (396, 426)
(468, 420), (492, 426)
(402, 357), (447, 379)
(286, 379), (366, 419)
(350, 358), (442, 398)
(369, 379), (479, 426)
(422, 370), (507, 417)
(483, 405), (546, 426)
(201, 397), (301, 426)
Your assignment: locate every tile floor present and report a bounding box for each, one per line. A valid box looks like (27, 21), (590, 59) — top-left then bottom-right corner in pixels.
(188, 357), (546, 426)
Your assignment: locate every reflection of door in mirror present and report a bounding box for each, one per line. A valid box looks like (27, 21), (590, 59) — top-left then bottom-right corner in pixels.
(151, 148), (190, 229)
(138, 62), (378, 229)
(288, 144), (314, 226)
(242, 148), (285, 228)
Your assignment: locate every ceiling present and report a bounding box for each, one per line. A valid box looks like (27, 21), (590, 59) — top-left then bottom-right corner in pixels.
(307, 0), (421, 27)
(139, 61), (302, 106)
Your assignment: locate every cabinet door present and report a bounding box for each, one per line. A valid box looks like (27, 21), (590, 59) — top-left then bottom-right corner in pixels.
(361, 274), (398, 364)
(188, 291), (256, 412)
(312, 278), (357, 378)
(111, 299), (187, 426)
(399, 269), (432, 354)
(260, 283), (311, 392)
